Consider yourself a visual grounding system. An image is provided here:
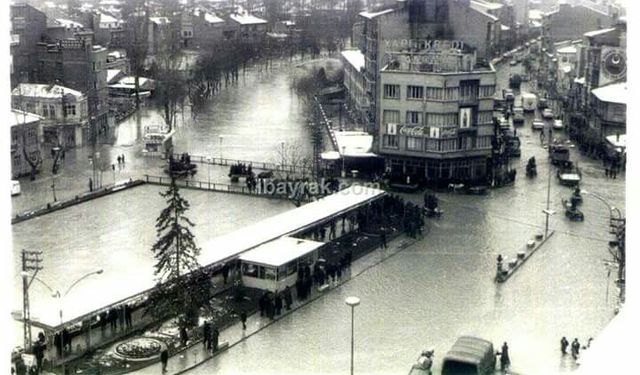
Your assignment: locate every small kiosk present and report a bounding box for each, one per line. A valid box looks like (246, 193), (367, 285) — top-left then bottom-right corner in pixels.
(239, 237), (324, 292)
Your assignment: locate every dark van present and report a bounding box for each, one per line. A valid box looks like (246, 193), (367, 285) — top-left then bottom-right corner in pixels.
(441, 336), (496, 375)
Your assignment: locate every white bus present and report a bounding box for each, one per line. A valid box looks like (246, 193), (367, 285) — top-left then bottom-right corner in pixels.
(521, 92), (537, 112)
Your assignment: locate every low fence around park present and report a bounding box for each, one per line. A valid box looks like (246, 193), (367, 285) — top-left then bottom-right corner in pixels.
(143, 174), (301, 202)
(168, 154), (304, 175)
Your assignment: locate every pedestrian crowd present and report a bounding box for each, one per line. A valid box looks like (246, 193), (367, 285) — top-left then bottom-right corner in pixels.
(560, 336), (593, 360)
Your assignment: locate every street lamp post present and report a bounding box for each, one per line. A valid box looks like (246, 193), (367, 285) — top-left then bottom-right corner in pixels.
(345, 296), (360, 375)
(341, 146), (346, 178)
(219, 135), (224, 163)
(31, 269), (103, 373)
(207, 156), (212, 186)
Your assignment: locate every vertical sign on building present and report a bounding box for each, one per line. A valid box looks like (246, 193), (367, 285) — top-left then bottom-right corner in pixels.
(459, 107), (473, 128)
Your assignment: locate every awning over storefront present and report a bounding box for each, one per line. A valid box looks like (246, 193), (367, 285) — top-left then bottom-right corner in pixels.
(239, 237), (324, 268)
(335, 131), (376, 158)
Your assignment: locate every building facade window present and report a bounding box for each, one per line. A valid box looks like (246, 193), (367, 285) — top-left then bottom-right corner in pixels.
(13, 153), (21, 167)
(406, 136), (423, 151)
(49, 105), (56, 118)
(42, 105), (49, 117)
(382, 134), (399, 148)
(11, 130), (18, 144)
(444, 87), (458, 100)
(26, 103), (34, 113)
(479, 85), (496, 97)
(406, 85), (424, 100)
(383, 84), (400, 99)
(406, 111), (423, 125)
(383, 110), (400, 124)
(426, 86), (443, 100)
(425, 113), (458, 126)
(64, 104), (76, 116)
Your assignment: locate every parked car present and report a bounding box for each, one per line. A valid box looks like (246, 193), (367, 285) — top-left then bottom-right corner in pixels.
(542, 108), (554, 119)
(509, 59), (517, 66)
(538, 98), (548, 109)
(11, 180), (21, 196)
(513, 107), (525, 125)
(504, 90), (515, 102)
(441, 336), (496, 375)
(532, 119), (545, 130)
(553, 119), (564, 130)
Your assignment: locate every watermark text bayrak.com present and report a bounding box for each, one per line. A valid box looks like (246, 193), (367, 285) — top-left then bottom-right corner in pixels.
(255, 179), (381, 197)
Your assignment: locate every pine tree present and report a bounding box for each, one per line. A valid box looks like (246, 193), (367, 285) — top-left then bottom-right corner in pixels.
(146, 178), (210, 328)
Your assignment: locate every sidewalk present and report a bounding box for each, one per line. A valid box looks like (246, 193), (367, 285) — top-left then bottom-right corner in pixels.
(129, 234), (417, 375)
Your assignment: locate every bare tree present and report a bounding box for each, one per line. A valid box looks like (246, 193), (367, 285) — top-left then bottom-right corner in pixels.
(273, 141), (314, 179)
(122, 0), (149, 109)
(152, 20), (189, 130)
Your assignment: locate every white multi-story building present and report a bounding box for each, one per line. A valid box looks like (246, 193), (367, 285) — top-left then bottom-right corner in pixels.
(376, 44), (496, 183)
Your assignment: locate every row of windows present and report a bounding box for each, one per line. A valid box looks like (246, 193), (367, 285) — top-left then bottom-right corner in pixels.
(384, 84), (495, 100)
(21, 103), (78, 117)
(382, 135), (493, 152)
(382, 110), (493, 126)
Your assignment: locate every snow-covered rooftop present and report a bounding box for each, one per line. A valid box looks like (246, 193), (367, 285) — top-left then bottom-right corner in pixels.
(471, 0), (503, 12)
(529, 9), (543, 20)
(149, 16), (171, 25)
(591, 82), (626, 105)
(240, 237), (324, 267)
(584, 27), (616, 38)
(229, 13), (267, 25)
(25, 185), (385, 328)
(341, 50), (365, 71)
(54, 19), (85, 29)
(557, 45), (578, 54)
(11, 84), (84, 99)
(335, 131), (375, 158)
(10, 109), (42, 127)
(359, 9), (395, 19)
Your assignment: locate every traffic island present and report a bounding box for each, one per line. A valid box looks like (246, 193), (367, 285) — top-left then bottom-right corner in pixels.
(495, 231), (555, 283)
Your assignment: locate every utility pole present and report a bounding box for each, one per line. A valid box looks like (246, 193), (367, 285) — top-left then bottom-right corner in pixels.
(22, 249), (43, 351)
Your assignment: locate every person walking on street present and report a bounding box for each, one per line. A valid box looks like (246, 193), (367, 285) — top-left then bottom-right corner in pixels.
(284, 286), (293, 310)
(499, 342), (510, 371)
(203, 321), (211, 350)
(160, 348), (169, 372)
(274, 293), (283, 316)
(571, 338), (580, 359)
(121, 154), (125, 164)
(179, 326), (189, 347)
(561, 337), (569, 355)
(222, 263), (230, 285)
(240, 311), (247, 330)
(380, 228), (387, 249)
(211, 327), (220, 352)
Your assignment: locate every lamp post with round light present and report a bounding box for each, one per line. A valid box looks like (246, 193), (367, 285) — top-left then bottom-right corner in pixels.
(30, 269), (104, 373)
(345, 296), (360, 375)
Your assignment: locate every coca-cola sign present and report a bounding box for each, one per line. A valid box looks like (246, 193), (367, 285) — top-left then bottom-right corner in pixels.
(399, 125), (426, 136)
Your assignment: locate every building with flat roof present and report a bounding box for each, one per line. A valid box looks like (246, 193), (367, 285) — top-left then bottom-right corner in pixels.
(340, 49), (369, 124)
(541, 2), (618, 42)
(377, 45), (496, 184)
(10, 3), (48, 86)
(590, 82), (625, 141)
